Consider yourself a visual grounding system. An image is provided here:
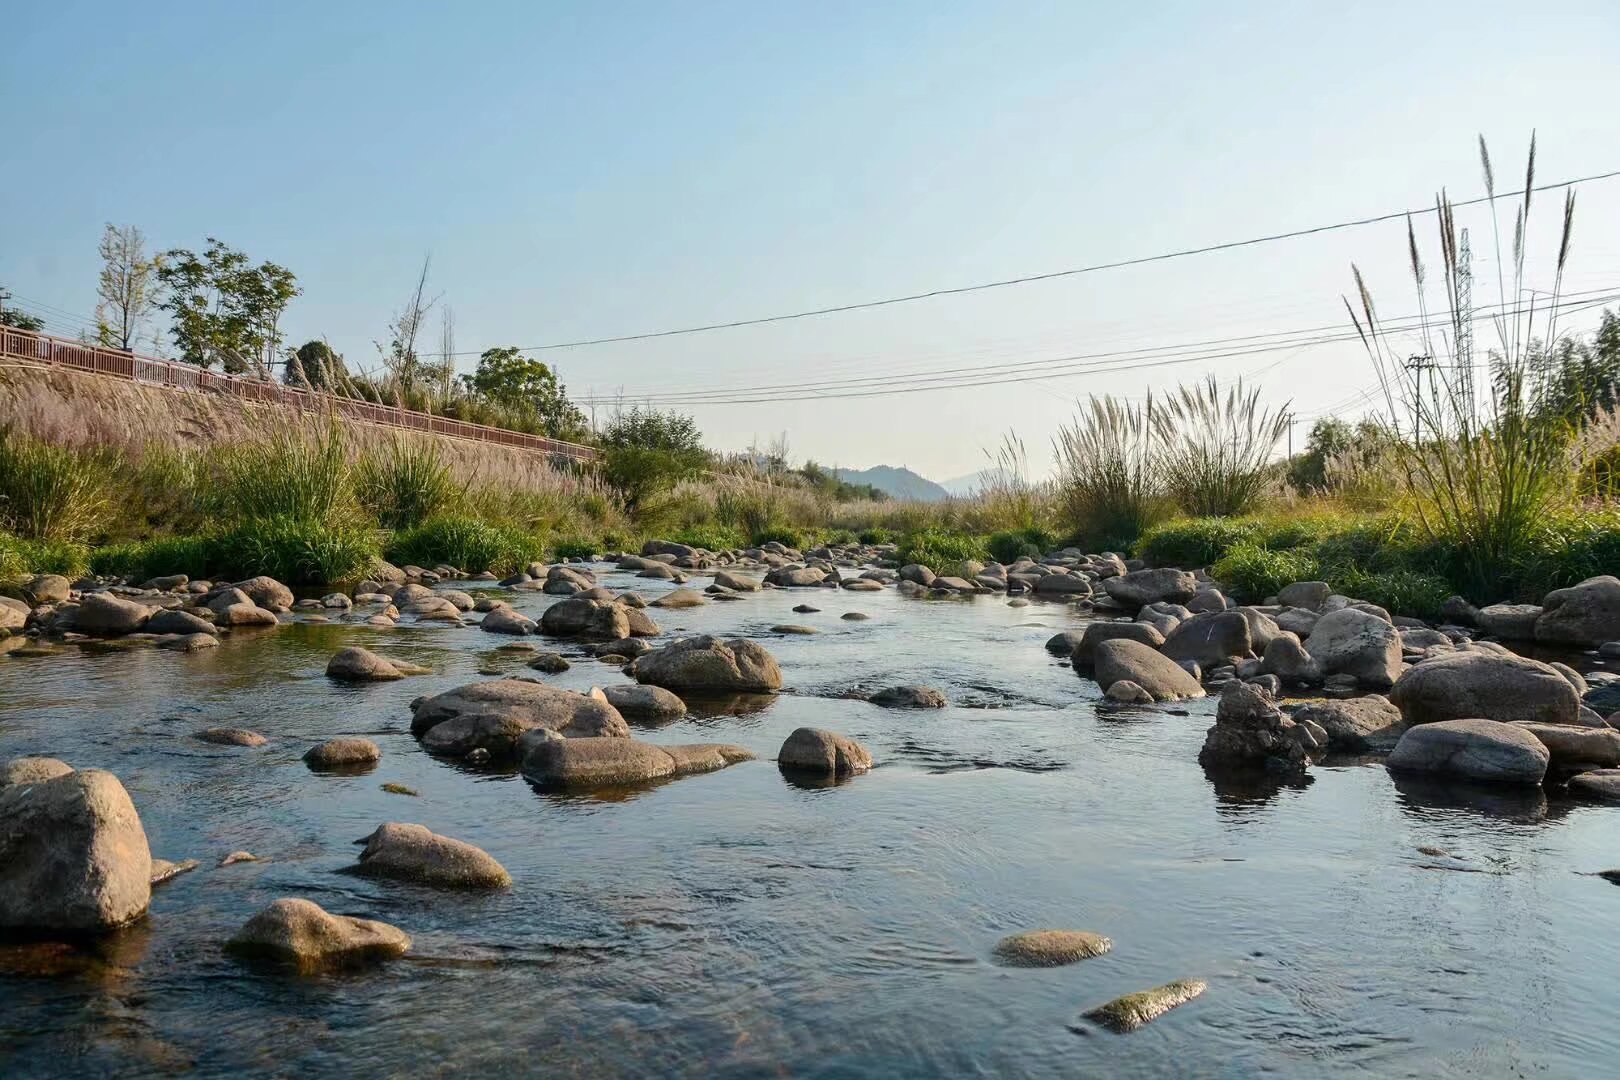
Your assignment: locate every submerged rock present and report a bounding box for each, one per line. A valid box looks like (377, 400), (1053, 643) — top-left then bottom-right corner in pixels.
(1568, 769), (1620, 802)
(355, 823), (510, 889)
(631, 635), (783, 693)
(521, 737), (753, 789)
(303, 738), (383, 771)
(0, 767), (152, 932)
(526, 651), (572, 674)
(227, 897), (409, 971)
(777, 727), (871, 778)
(195, 727), (267, 747)
(991, 929), (1112, 967)
(869, 685), (947, 709)
(1387, 719), (1550, 785)
(1084, 979), (1207, 1032)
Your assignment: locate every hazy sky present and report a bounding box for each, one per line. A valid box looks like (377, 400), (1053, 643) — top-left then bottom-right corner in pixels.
(5, 0), (1619, 482)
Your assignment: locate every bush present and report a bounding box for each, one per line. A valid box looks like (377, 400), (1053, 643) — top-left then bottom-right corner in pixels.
(388, 516), (542, 576)
(1154, 377), (1289, 517)
(670, 525), (746, 552)
(752, 525), (811, 550)
(599, 408), (708, 510)
(857, 527), (893, 545)
(1329, 565), (1452, 620)
(1212, 543), (1320, 601)
(0, 533), (90, 583)
(210, 425), (353, 525)
(210, 518), (380, 586)
(896, 529), (988, 572)
(823, 528), (860, 547)
(987, 526), (1055, 564)
(90, 536), (215, 582)
(0, 431), (109, 541)
(550, 536), (601, 561)
(356, 438), (458, 529)
(1054, 396), (1169, 552)
(1136, 518), (1257, 567)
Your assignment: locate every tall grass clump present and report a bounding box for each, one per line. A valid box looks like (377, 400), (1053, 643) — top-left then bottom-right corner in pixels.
(210, 424), (354, 524)
(1153, 376), (1289, 517)
(977, 431), (1052, 534)
(896, 528), (988, 573)
(356, 437), (459, 529)
(0, 429), (110, 541)
(1053, 395), (1168, 551)
(1350, 134), (1582, 597)
(387, 516), (543, 576)
(211, 519), (379, 586)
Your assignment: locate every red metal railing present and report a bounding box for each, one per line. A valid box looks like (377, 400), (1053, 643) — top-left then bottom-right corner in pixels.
(0, 326), (598, 461)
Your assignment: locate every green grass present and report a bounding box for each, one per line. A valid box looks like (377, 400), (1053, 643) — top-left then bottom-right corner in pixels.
(210, 519), (380, 586)
(356, 438), (459, 529)
(986, 526), (1055, 564)
(549, 536), (601, 561)
(896, 528), (988, 572)
(209, 425), (354, 525)
(0, 533), (90, 585)
(90, 536), (215, 583)
(0, 431), (110, 542)
(670, 525), (747, 551)
(857, 527), (893, 545)
(387, 516), (544, 576)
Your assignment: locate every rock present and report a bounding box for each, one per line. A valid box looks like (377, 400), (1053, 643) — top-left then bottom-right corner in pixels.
(526, 652), (571, 674)
(1045, 630), (1086, 655)
(1160, 610), (1252, 670)
(326, 646), (425, 682)
(1033, 572), (1093, 596)
(842, 611), (871, 620)
(794, 604), (822, 614)
(1277, 581), (1332, 611)
(898, 564), (936, 587)
(1072, 621), (1165, 669)
(777, 727), (872, 778)
(411, 679), (628, 758)
(1084, 979), (1207, 1032)
(1477, 603), (1543, 641)
(1387, 719), (1550, 785)
(214, 602), (279, 627)
(0, 768), (151, 932)
(766, 566), (827, 588)
(195, 727), (267, 747)
(479, 605), (537, 635)
(651, 587), (707, 609)
(355, 823), (510, 889)
(228, 898), (410, 971)
(1198, 681), (1318, 774)
(1287, 695), (1406, 750)
(0, 756), (75, 789)
(149, 858), (198, 886)
(1550, 662), (1588, 697)
(1510, 722), (1620, 769)
(303, 738), (382, 771)
(1273, 607), (1321, 638)
(1535, 575), (1620, 646)
(234, 576), (294, 613)
(0, 596), (28, 631)
(991, 929), (1112, 967)
(145, 608), (214, 635)
(1101, 568), (1197, 608)
(1187, 588), (1227, 614)
(75, 592), (152, 636)
(521, 737), (753, 788)
(540, 597), (632, 640)
(714, 570), (760, 592)
(1439, 595), (1481, 625)
(1263, 631), (1321, 684)
(24, 574), (72, 604)
(1390, 651), (1580, 726)
(631, 635), (782, 693)
(158, 631), (219, 652)
(219, 851), (259, 866)
(1306, 607), (1402, 689)
(601, 684), (688, 722)
(1092, 639), (1205, 702)
(1568, 769), (1620, 802)
(1105, 680), (1153, 703)
(869, 685), (947, 709)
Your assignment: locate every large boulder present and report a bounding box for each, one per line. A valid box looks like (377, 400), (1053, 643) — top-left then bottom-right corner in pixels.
(0, 596), (28, 632)
(1033, 572), (1092, 596)
(303, 738), (382, 771)
(1276, 581), (1331, 611)
(870, 685), (947, 709)
(765, 566), (827, 588)
(1072, 621), (1164, 668)
(146, 608), (214, 635)
(1477, 603), (1543, 641)
(1101, 568), (1197, 609)
(0, 768), (151, 932)
(631, 636), (783, 693)
(410, 679), (629, 759)
(521, 737), (753, 789)
(1306, 607), (1402, 689)
(1535, 576), (1620, 646)
(539, 597), (628, 640)
(234, 576), (294, 613)
(1390, 651), (1581, 726)
(1198, 681), (1320, 775)
(601, 684), (687, 722)
(479, 605), (537, 635)
(1510, 722), (1620, 770)
(714, 570), (761, 592)
(326, 646), (427, 682)
(1091, 639), (1205, 702)
(354, 823), (510, 889)
(24, 574), (72, 604)
(1287, 695), (1406, 750)
(74, 592), (152, 636)
(777, 728), (871, 778)
(228, 898), (410, 971)
(1159, 611), (1252, 670)
(0, 756), (74, 789)
(1386, 718), (1550, 785)
(1262, 631), (1321, 684)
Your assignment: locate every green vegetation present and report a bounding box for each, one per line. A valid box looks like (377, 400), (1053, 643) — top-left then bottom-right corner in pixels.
(386, 516), (543, 577)
(599, 407), (709, 512)
(355, 438), (459, 530)
(0, 430), (110, 541)
(1154, 377), (1288, 517)
(457, 346), (589, 442)
(1053, 395), (1169, 552)
(896, 529), (988, 573)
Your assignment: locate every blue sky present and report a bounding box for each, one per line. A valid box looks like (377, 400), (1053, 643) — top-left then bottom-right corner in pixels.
(5, 0), (1619, 480)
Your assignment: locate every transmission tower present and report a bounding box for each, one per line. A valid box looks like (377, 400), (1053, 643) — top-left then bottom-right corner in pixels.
(1456, 227), (1475, 421)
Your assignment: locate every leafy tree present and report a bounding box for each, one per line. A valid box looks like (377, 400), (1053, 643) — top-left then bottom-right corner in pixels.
(156, 238), (300, 375)
(599, 406), (709, 510)
(0, 293), (44, 331)
(94, 224), (162, 351)
(285, 340), (347, 391)
(459, 346), (588, 439)
(1529, 311), (1620, 428)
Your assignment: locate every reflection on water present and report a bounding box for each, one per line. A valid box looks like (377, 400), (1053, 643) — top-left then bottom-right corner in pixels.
(2, 564), (1619, 1077)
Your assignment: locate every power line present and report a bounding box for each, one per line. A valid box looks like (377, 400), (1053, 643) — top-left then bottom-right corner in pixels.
(437, 165), (1620, 356)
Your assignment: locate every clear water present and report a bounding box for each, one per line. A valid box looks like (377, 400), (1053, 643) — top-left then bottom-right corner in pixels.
(2, 567), (1617, 1077)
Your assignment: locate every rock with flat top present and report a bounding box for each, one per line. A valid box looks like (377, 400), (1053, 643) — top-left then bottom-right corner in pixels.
(228, 898), (409, 971)
(355, 822), (510, 889)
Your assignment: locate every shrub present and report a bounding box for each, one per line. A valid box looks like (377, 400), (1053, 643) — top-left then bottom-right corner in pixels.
(857, 527), (893, 545)
(823, 528), (860, 547)
(387, 516), (542, 576)
(1136, 518), (1258, 567)
(752, 525), (811, 550)
(1054, 396), (1170, 551)
(987, 526), (1055, 564)
(599, 408), (708, 511)
(0, 533), (90, 583)
(1212, 543), (1320, 601)
(714, 487), (776, 539)
(90, 536), (215, 582)
(210, 518), (380, 585)
(0, 431), (110, 541)
(670, 525), (746, 551)
(356, 438), (459, 529)
(896, 529), (988, 572)
(1329, 565), (1452, 619)
(550, 536), (601, 561)
(210, 425), (353, 525)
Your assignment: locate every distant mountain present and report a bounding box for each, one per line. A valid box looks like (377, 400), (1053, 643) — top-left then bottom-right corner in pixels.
(937, 470), (991, 497)
(831, 465), (951, 502)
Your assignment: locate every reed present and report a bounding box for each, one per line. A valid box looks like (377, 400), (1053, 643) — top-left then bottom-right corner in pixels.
(1152, 376), (1290, 517)
(0, 428), (110, 541)
(1053, 395), (1168, 551)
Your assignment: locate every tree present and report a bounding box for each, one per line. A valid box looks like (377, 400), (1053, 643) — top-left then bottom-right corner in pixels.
(94, 224), (161, 351)
(459, 346), (588, 439)
(156, 238), (300, 375)
(599, 406), (709, 510)
(0, 288), (44, 331)
(376, 256), (447, 395)
(285, 340), (346, 391)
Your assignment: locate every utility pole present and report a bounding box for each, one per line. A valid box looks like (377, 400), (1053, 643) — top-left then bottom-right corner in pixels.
(1286, 410), (1295, 459)
(1405, 354), (1435, 442)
